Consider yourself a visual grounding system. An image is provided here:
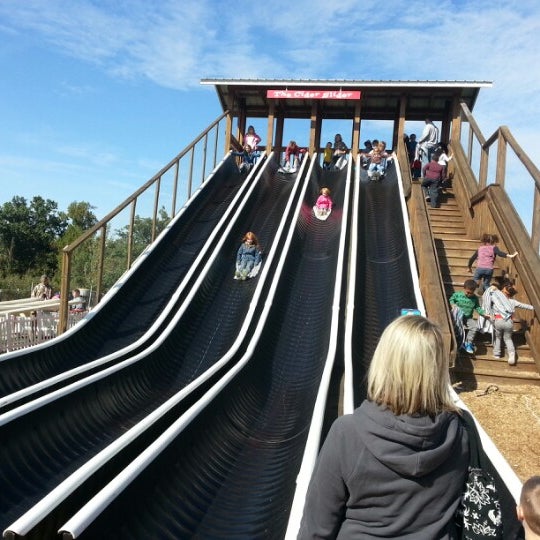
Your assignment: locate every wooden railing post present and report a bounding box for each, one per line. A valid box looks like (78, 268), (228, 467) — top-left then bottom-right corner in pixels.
(152, 176), (161, 243)
(495, 130), (507, 187)
(534, 186), (540, 253)
(479, 145), (489, 189)
(96, 224), (107, 305)
(213, 121), (220, 169)
(57, 249), (72, 335)
(171, 160), (179, 218)
(127, 200), (137, 269)
(188, 147), (195, 198)
(201, 133), (208, 183)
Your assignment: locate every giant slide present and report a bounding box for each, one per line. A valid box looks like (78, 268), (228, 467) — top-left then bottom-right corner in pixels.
(0, 155), (262, 407)
(0, 155), (522, 539)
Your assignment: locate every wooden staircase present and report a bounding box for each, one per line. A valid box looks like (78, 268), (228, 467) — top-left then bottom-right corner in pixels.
(427, 188), (540, 387)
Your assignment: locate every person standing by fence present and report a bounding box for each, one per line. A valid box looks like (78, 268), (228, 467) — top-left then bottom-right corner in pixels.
(31, 274), (52, 300)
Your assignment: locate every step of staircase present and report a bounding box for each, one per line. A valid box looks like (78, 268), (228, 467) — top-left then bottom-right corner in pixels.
(426, 188), (539, 386)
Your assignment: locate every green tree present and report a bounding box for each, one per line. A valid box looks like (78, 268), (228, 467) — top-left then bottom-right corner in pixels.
(113, 207), (170, 261)
(0, 196), (67, 277)
(100, 207), (170, 290)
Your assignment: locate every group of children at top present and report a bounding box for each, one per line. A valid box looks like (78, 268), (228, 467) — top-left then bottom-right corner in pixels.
(234, 127), (399, 181)
(448, 232), (535, 366)
(322, 135), (392, 180)
(235, 121), (455, 186)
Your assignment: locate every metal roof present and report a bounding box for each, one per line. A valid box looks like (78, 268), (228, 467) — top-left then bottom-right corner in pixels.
(200, 78), (492, 121)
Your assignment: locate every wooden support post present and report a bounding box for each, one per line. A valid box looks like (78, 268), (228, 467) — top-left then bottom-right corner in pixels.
(396, 94), (407, 152)
(309, 102), (318, 156)
(441, 99), (452, 143)
(451, 96), (462, 144)
(237, 98), (246, 144)
(224, 111), (233, 155)
(266, 101), (275, 155)
(352, 101), (362, 160)
(275, 111), (285, 160)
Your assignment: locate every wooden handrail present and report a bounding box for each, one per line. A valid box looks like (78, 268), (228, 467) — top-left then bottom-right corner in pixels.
(399, 140), (457, 365)
(459, 102), (540, 251)
(62, 112), (228, 254)
(57, 111), (229, 334)
(456, 102), (540, 371)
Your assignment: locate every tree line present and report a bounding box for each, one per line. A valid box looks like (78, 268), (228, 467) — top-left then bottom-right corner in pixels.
(0, 196), (169, 300)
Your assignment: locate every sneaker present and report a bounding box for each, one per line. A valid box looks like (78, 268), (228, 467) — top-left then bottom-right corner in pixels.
(508, 352), (516, 366)
(464, 342), (474, 354)
(493, 355), (501, 359)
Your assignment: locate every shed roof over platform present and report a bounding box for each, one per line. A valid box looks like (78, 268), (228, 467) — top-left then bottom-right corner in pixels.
(200, 79), (492, 121)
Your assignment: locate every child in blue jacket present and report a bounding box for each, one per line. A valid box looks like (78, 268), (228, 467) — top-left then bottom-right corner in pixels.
(232, 144), (259, 173)
(235, 231), (262, 280)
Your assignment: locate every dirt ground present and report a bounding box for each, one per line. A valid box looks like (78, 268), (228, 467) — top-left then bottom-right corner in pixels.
(454, 382), (540, 482)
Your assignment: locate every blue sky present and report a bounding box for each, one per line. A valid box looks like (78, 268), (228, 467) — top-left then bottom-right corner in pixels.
(1, 0), (539, 232)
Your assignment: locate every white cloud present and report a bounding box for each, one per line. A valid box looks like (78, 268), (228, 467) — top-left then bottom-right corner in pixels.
(1, 0), (539, 219)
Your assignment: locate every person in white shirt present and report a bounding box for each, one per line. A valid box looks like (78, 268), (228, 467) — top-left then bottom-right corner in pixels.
(417, 118), (439, 167)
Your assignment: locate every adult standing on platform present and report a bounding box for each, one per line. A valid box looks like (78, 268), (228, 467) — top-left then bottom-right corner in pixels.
(298, 315), (469, 539)
(332, 133), (348, 170)
(417, 118), (439, 167)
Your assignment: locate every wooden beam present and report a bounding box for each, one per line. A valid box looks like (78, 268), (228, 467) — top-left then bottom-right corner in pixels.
(266, 101), (275, 155)
(309, 102), (318, 155)
(396, 94), (407, 151)
(351, 101), (362, 159)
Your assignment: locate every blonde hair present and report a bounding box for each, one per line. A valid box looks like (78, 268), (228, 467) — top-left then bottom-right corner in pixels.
(320, 187), (330, 196)
(367, 316), (458, 416)
(520, 476), (540, 535)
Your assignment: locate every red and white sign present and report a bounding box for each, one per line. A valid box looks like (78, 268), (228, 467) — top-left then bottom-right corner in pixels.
(266, 89), (361, 100)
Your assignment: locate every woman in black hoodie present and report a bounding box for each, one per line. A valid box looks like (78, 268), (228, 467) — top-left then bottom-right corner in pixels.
(298, 315), (469, 539)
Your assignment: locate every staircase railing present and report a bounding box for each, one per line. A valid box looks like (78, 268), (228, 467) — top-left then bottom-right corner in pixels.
(57, 112), (229, 334)
(459, 102), (540, 251)
(398, 140), (457, 365)
(454, 103), (540, 371)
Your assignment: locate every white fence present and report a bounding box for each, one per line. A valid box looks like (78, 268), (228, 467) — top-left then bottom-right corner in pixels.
(0, 307), (86, 354)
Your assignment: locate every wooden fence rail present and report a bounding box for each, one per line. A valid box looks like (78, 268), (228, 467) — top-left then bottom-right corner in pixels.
(57, 112), (229, 334)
